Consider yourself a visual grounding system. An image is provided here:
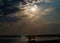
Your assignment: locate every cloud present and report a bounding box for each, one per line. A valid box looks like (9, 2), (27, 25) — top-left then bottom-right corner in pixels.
(41, 8), (54, 15)
(0, 0), (60, 35)
(37, 8), (54, 22)
(45, 0), (54, 2)
(25, 0), (54, 3)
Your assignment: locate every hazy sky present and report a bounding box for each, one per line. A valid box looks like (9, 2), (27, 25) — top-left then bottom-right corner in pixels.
(0, 0), (60, 35)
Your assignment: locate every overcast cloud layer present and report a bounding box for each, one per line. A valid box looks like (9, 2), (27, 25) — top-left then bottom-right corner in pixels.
(0, 0), (60, 35)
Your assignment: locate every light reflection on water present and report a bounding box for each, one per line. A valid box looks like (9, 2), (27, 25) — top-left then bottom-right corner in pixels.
(0, 37), (59, 43)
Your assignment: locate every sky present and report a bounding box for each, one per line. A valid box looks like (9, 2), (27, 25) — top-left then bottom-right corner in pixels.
(0, 0), (60, 35)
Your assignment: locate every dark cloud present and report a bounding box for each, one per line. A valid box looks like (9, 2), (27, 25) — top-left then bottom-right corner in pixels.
(0, 16), (19, 22)
(0, 0), (60, 35)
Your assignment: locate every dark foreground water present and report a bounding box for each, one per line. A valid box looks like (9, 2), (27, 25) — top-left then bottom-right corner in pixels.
(0, 36), (60, 43)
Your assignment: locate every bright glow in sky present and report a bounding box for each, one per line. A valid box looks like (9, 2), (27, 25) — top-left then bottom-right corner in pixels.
(0, 0), (60, 35)
(30, 7), (36, 12)
(29, 5), (38, 12)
